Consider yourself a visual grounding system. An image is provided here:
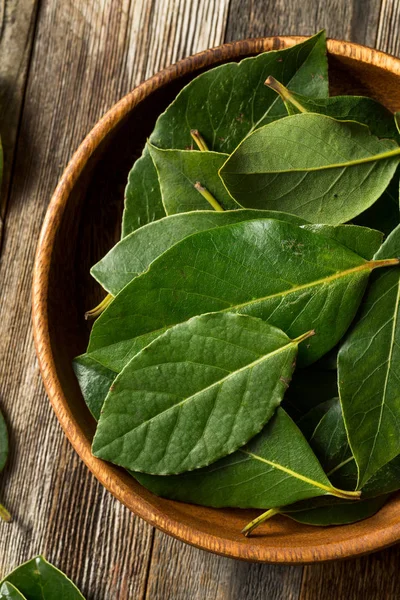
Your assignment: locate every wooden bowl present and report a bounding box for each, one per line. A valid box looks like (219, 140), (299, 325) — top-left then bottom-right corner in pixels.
(32, 37), (400, 564)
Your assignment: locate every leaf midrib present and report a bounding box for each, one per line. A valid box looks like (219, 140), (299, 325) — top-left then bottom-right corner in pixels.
(362, 276), (400, 482)
(97, 338), (297, 449)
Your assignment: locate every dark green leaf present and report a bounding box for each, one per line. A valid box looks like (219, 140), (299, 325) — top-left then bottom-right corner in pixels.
(296, 398), (338, 439)
(93, 313), (309, 474)
(338, 224), (400, 486)
(282, 494), (388, 526)
(73, 355), (116, 421)
(220, 114), (400, 224)
(122, 146), (166, 236)
(266, 76), (399, 139)
(353, 167), (400, 236)
(302, 224), (383, 260)
(134, 408), (357, 507)
(91, 209), (307, 296)
(1, 557), (85, 600)
(148, 145), (238, 214)
(0, 583), (27, 599)
(87, 219), (396, 372)
(122, 32), (328, 234)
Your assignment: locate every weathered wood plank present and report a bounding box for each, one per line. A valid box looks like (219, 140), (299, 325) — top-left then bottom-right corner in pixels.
(300, 545), (400, 599)
(0, 0), (38, 232)
(225, 0), (381, 46)
(146, 532), (303, 600)
(376, 0), (400, 56)
(0, 0), (230, 597)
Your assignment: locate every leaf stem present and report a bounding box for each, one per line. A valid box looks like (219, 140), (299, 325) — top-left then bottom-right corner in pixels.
(0, 503), (11, 522)
(85, 293), (113, 320)
(369, 258), (400, 269)
(265, 76), (306, 113)
(330, 487), (361, 501)
(190, 129), (209, 152)
(242, 508), (280, 537)
(194, 182), (224, 212)
(292, 329), (315, 345)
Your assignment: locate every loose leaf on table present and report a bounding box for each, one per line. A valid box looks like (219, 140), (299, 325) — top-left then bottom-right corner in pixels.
(122, 32), (328, 235)
(148, 145), (238, 215)
(92, 209), (307, 296)
(0, 583), (27, 599)
(265, 76), (399, 139)
(220, 114), (400, 225)
(92, 313), (311, 475)
(73, 355), (116, 421)
(87, 219), (398, 373)
(122, 146), (166, 236)
(134, 408), (359, 508)
(0, 583), (26, 599)
(338, 224), (400, 487)
(1, 556), (85, 600)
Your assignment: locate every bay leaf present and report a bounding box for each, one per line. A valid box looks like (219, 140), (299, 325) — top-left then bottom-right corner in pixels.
(353, 167), (400, 236)
(281, 495), (388, 526)
(301, 224), (383, 260)
(300, 398), (400, 499)
(122, 32), (328, 234)
(338, 223), (400, 487)
(265, 76), (399, 139)
(92, 313), (311, 475)
(122, 146), (166, 236)
(296, 397), (338, 439)
(0, 583), (26, 599)
(91, 209), (307, 296)
(220, 114), (400, 224)
(87, 219), (398, 372)
(1, 557), (85, 600)
(72, 355), (116, 421)
(148, 145), (238, 215)
(134, 407), (358, 507)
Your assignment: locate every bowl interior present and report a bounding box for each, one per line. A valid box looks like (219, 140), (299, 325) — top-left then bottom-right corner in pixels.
(44, 40), (400, 563)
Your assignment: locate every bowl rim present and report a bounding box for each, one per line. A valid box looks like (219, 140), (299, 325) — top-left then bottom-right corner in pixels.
(32, 35), (400, 564)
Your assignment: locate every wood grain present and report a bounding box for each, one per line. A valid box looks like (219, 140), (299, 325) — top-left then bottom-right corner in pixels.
(0, 0), (229, 597)
(0, 0), (38, 235)
(224, 0), (381, 46)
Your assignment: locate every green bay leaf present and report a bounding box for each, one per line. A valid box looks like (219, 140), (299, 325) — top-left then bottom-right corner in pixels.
(266, 76), (399, 139)
(134, 408), (355, 508)
(122, 32), (328, 234)
(1, 557), (85, 600)
(91, 209), (307, 296)
(281, 495), (388, 526)
(338, 224), (400, 487)
(220, 114), (400, 225)
(72, 355), (116, 421)
(92, 313), (308, 475)
(0, 583), (27, 599)
(148, 145), (238, 215)
(87, 219), (396, 372)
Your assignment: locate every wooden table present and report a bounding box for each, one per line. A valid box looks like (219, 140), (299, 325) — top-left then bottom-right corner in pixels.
(1, 0), (400, 598)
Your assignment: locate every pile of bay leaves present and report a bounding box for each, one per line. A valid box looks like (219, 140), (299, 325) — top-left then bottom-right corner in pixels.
(74, 31), (400, 535)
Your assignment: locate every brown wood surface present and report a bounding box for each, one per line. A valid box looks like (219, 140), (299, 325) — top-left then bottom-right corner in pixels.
(1, 0), (400, 598)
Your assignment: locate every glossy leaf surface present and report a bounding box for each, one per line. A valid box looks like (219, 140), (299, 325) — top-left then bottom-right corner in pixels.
(338, 224), (400, 486)
(122, 32), (328, 234)
(87, 219), (394, 372)
(134, 408), (352, 507)
(91, 209), (307, 295)
(1, 557), (85, 600)
(282, 495), (388, 526)
(93, 313), (306, 474)
(0, 583), (26, 599)
(220, 114), (400, 224)
(73, 355), (116, 421)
